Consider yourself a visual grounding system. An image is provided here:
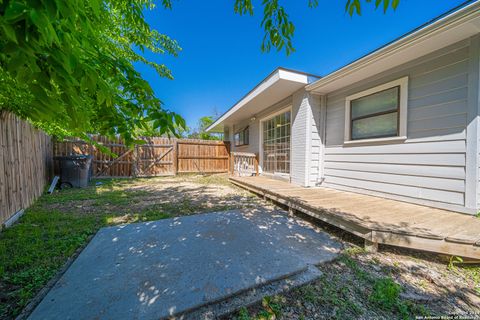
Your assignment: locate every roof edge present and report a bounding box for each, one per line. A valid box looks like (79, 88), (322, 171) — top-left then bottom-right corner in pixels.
(306, 0), (479, 92)
(206, 67), (319, 132)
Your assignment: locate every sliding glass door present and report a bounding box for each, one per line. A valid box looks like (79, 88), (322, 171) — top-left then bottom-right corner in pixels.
(262, 110), (291, 175)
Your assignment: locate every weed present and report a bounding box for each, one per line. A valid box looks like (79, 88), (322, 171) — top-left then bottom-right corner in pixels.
(296, 285), (317, 303)
(368, 277), (427, 319)
(339, 254), (372, 283)
(236, 307), (252, 320)
(235, 296), (283, 320)
(417, 279), (428, 290)
(369, 278), (402, 311)
(448, 255), (464, 270)
(344, 246), (366, 256)
(261, 296), (283, 318)
(256, 310), (273, 320)
(456, 263), (480, 295)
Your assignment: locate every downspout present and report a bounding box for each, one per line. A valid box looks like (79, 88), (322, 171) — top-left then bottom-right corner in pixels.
(318, 94), (327, 185)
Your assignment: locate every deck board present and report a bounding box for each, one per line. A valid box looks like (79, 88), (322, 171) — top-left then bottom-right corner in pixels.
(230, 176), (480, 259)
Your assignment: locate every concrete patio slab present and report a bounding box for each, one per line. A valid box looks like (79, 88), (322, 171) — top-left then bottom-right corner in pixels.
(28, 208), (341, 320)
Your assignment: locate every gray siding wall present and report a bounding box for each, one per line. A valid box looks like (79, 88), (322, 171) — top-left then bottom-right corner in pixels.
(471, 36), (480, 212)
(322, 38), (477, 214)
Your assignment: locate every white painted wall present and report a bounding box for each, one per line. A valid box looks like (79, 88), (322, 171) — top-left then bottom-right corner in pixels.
(291, 89), (322, 186)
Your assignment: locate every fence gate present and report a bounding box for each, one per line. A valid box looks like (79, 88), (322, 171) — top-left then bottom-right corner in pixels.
(177, 139), (230, 174)
(134, 138), (176, 177)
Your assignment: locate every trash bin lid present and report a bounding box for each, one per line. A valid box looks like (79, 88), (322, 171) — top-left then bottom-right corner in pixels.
(54, 155), (92, 160)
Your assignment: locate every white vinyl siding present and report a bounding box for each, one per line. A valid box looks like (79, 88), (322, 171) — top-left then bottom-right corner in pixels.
(323, 38), (473, 213)
(291, 89), (321, 186)
(291, 90), (309, 185)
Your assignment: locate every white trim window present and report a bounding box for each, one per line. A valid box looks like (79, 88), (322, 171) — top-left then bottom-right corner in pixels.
(344, 77), (408, 144)
(234, 126), (249, 147)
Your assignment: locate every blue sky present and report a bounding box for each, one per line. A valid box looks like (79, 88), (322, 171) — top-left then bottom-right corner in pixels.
(138, 0), (467, 129)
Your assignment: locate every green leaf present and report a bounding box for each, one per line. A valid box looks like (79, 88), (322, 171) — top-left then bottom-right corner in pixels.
(3, 1), (27, 22)
(383, 0), (390, 13)
(345, 0), (352, 13)
(392, 0), (400, 10)
(1, 24), (18, 43)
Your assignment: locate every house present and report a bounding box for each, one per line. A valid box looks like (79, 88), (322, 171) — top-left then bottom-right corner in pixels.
(207, 1), (480, 216)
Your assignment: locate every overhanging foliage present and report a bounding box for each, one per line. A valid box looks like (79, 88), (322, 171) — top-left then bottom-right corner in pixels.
(0, 0), (184, 144)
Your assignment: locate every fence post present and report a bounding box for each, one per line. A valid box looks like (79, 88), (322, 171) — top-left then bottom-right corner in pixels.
(132, 145), (138, 177)
(173, 139), (178, 175)
(255, 153), (259, 176)
(225, 141), (231, 175)
(89, 139), (95, 176)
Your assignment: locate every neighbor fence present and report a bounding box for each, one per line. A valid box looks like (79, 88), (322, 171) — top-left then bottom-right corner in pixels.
(53, 136), (230, 177)
(0, 112), (53, 226)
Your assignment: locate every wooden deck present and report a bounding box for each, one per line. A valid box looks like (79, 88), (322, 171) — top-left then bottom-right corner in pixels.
(230, 176), (480, 259)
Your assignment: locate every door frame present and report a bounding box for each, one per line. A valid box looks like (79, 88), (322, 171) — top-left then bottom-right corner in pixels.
(258, 105), (292, 178)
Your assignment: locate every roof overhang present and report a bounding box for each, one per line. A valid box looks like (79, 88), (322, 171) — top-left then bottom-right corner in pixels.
(207, 68), (319, 132)
(306, 0), (480, 95)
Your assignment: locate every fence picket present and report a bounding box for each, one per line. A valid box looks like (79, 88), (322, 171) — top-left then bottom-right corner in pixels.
(0, 112), (53, 226)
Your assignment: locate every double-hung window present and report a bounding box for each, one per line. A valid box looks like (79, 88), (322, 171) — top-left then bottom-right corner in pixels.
(345, 77), (408, 143)
(234, 126), (249, 146)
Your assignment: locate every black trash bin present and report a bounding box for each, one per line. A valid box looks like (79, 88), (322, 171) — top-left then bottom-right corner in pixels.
(55, 155), (92, 189)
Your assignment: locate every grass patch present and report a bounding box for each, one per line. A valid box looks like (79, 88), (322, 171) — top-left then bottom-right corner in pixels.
(369, 278), (402, 311)
(369, 277), (428, 319)
(339, 254), (427, 319)
(314, 274), (363, 319)
(0, 209), (101, 317)
(0, 175), (248, 319)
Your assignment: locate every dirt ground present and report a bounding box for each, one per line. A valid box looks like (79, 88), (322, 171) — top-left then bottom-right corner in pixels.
(229, 212), (480, 320)
(44, 174), (266, 221)
(1, 174), (479, 319)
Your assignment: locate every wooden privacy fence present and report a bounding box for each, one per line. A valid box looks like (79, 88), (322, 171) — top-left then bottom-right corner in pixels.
(0, 112), (53, 226)
(53, 136), (230, 177)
